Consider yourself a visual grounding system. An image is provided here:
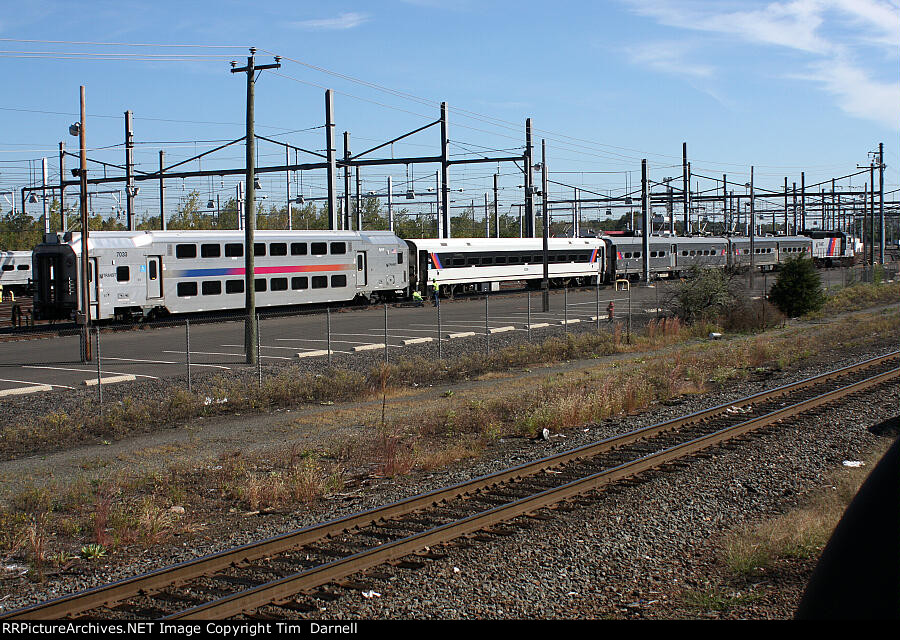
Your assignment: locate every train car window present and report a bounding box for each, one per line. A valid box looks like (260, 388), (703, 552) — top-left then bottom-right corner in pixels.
(201, 244), (221, 258)
(507, 256), (519, 264)
(311, 275), (327, 289)
(454, 256), (467, 266)
(496, 256), (507, 264)
(176, 244), (197, 259)
(254, 278), (267, 292)
(520, 255), (531, 263)
(291, 276), (308, 290)
(331, 274), (347, 287)
(465, 257), (478, 266)
(291, 243), (307, 255)
(177, 282), (197, 297)
(17, 264), (29, 270)
(650, 251), (657, 258)
(225, 243), (243, 257)
(116, 266), (130, 282)
(624, 252), (632, 259)
(397, 252), (403, 264)
(149, 261), (158, 280)
(254, 243), (266, 257)
(311, 242), (327, 255)
(202, 281), (222, 295)
(330, 242), (346, 254)
(225, 279), (244, 294)
(634, 252), (641, 259)
(270, 243), (287, 256)
(482, 257), (494, 265)
(270, 277), (288, 291)
(1, 265), (13, 271)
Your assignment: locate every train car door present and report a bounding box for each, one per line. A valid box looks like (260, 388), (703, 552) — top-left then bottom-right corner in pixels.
(88, 257), (99, 317)
(356, 251), (367, 287)
(146, 256), (162, 298)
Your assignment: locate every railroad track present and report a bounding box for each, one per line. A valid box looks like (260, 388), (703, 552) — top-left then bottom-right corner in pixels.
(4, 351), (898, 620)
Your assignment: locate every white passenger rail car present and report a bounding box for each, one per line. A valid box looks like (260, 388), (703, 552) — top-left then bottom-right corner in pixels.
(33, 230), (407, 322)
(0, 251), (33, 293)
(406, 237), (605, 295)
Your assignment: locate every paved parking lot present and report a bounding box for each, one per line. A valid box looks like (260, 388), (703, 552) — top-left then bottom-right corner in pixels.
(0, 286), (650, 396)
(0, 266), (855, 397)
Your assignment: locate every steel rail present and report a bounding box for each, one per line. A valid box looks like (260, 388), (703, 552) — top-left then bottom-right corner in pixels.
(168, 364), (900, 619)
(3, 350), (897, 620)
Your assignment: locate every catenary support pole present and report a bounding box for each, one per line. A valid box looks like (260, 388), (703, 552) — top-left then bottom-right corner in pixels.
(325, 90), (337, 230)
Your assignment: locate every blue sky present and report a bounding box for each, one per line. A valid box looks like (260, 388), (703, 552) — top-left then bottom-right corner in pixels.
(1, 0), (897, 223)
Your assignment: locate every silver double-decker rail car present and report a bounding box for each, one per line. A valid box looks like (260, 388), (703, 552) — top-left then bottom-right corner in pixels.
(32, 230), (408, 322)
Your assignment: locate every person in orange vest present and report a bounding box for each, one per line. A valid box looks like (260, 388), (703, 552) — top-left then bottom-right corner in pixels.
(607, 300), (614, 322)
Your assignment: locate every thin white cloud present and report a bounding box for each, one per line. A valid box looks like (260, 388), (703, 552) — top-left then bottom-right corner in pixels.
(800, 56), (900, 129)
(626, 41), (714, 78)
(621, 0), (900, 129)
(291, 12), (370, 31)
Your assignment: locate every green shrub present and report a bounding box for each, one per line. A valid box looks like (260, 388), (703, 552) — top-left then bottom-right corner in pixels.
(769, 256), (826, 317)
(669, 266), (736, 323)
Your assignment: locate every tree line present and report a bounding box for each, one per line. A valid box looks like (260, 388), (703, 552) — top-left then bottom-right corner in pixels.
(0, 190), (638, 251)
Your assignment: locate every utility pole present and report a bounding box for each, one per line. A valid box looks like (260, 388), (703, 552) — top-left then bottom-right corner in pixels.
(641, 159), (649, 283)
(325, 90), (337, 230)
(343, 132), (351, 230)
(783, 177), (788, 235)
(801, 172), (806, 231)
(879, 142), (885, 264)
(355, 165), (362, 231)
(869, 162), (875, 265)
(682, 142), (689, 235)
(124, 110), (135, 231)
(440, 102), (451, 239)
(285, 146), (292, 230)
(41, 158), (49, 234)
(387, 176), (394, 232)
(58, 142), (67, 232)
(231, 47), (280, 365)
(493, 173), (499, 238)
(524, 119), (534, 238)
(749, 166), (755, 276)
(541, 139), (549, 312)
(76, 85), (91, 361)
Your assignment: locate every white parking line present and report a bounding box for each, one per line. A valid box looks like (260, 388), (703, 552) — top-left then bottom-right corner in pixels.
(103, 356), (231, 370)
(0, 377), (73, 390)
(23, 365), (159, 380)
(164, 350), (293, 361)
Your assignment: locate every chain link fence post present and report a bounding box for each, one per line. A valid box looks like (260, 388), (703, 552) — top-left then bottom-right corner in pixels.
(437, 298), (442, 360)
(256, 313), (262, 389)
(95, 327), (102, 412)
(527, 291), (532, 342)
(485, 294), (490, 355)
(384, 303), (389, 365)
(185, 318), (192, 393)
(564, 285), (568, 334)
(326, 306), (332, 367)
(595, 279), (600, 332)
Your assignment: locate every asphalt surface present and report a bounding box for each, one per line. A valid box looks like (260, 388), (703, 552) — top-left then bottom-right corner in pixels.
(0, 267), (861, 395)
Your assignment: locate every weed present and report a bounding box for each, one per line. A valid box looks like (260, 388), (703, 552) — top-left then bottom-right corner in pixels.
(80, 543), (106, 559)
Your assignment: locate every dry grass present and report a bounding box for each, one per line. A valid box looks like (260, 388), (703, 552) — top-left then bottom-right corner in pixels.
(720, 439), (892, 576)
(821, 281), (900, 314)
